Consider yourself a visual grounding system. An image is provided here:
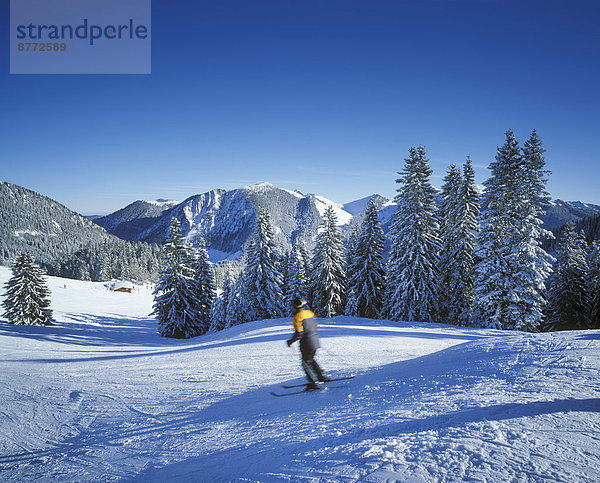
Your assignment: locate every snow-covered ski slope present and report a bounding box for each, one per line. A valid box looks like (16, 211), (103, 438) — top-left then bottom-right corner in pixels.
(0, 267), (598, 482)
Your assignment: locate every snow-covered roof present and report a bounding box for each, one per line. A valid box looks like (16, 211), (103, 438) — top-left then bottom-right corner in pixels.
(112, 281), (134, 291)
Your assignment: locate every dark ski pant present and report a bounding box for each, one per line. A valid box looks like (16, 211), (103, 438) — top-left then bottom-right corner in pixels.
(301, 349), (325, 384)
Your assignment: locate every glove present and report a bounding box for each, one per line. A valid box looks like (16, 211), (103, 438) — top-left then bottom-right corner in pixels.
(287, 331), (301, 347)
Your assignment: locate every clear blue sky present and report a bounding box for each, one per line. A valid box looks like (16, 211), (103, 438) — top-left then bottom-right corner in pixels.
(1, 0), (599, 214)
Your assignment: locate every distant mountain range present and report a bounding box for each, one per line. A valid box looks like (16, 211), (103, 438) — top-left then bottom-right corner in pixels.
(2, 180), (599, 269)
(92, 182), (600, 262)
(95, 183), (358, 261)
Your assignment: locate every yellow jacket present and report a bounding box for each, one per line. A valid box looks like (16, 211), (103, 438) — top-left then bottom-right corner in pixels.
(293, 309), (315, 332)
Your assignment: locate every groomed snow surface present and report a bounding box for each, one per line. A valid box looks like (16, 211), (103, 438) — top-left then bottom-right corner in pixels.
(0, 267), (598, 482)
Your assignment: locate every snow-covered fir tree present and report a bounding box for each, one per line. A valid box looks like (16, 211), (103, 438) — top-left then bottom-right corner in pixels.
(439, 158), (480, 326)
(280, 250), (294, 316)
(242, 209), (284, 321)
(385, 146), (441, 322)
(545, 221), (590, 331)
(345, 200), (386, 318)
(2, 252), (53, 326)
(438, 164), (463, 322)
(345, 225), (360, 272)
(310, 205), (346, 317)
(345, 225), (361, 318)
(226, 273), (246, 326)
(297, 238), (312, 285)
(588, 241), (600, 329)
(211, 274), (232, 332)
(284, 239), (311, 315)
(152, 218), (204, 338)
(472, 132), (521, 329)
(191, 237), (216, 335)
(522, 129), (552, 209)
(472, 130), (553, 331)
(511, 130), (554, 331)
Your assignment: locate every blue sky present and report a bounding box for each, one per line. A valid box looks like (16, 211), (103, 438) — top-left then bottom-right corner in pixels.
(1, 0), (599, 214)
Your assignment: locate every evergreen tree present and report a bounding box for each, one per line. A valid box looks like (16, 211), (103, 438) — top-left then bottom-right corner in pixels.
(344, 225), (360, 317)
(439, 158), (480, 326)
(191, 237), (216, 335)
(297, 238), (312, 286)
(280, 250), (294, 316)
(472, 130), (553, 331)
(226, 273), (245, 326)
(385, 146), (441, 322)
(587, 241), (600, 329)
(152, 218), (203, 338)
(522, 129), (552, 209)
(242, 209), (284, 321)
(211, 274), (232, 332)
(345, 225), (361, 273)
(345, 200), (386, 318)
(511, 130), (554, 331)
(3, 252), (53, 326)
(472, 132), (521, 329)
(545, 221), (590, 330)
(285, 239), (311, 314)
(438, 164), (463, 322)
(310, 206), (346, 317)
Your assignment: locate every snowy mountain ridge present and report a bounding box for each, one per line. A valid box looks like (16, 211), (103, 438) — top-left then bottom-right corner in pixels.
(95, 183), (360, 260)
(0, 181), (118, 267)
(0, 266), (598, 481)
(94, 182), (600, 262)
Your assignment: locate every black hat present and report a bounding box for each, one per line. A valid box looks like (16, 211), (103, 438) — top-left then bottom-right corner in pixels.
(292, 298), (307, 310)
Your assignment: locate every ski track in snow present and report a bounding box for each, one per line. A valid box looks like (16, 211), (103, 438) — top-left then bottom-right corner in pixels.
(0, 266), (599, 482)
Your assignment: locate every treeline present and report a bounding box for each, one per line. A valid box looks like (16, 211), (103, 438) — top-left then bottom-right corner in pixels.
(547, 212), (600, 251)
(153, 129), (599, 338)
(49, 239), (163, 282)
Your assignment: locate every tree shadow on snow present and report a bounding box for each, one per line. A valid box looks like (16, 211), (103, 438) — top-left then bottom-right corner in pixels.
(1, 318), (482, 364)
(1, 332), (292, 364)
(319, 325), (482, 341)
(576, 332), (600, 340)
(0, 313), (167, 348)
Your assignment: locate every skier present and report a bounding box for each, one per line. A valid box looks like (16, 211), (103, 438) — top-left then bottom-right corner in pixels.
(286, 298), (330, 390)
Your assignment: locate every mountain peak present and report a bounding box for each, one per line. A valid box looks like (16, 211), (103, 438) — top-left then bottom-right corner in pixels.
(243, 182), (277, 192)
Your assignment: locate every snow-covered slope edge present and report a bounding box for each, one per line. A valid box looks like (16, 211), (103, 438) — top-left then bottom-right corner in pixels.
(0, 267), (598, 481)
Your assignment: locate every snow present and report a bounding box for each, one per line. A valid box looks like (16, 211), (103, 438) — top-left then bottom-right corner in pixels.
(313, 195), (354, 226)
(342, 195), (376, 216)
(0, 266), (599, 481)
(145, 199), (180, 208)
(281, 188), (305, 199)
(243, 181), (278, 193)
(206, 247), (242, 263)
(14, 229), (48, 238)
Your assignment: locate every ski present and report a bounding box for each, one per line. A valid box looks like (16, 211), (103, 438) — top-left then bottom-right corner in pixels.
(270, 384), (347, 397)
(280, 375), (355, 389)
